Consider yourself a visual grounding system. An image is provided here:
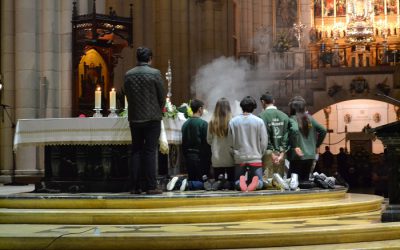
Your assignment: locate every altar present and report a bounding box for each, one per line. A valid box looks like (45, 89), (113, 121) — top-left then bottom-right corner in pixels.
(13, 117), (185, 192)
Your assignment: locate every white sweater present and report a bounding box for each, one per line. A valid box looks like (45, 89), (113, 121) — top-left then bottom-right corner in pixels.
(228, 113), (268, 165)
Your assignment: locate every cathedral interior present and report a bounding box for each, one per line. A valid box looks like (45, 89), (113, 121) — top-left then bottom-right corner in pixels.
(0, 0), (400, 249)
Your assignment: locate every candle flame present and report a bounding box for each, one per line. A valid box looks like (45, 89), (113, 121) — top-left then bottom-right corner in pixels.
(112, 88), (115, 91)
(97, 87), (101, 91)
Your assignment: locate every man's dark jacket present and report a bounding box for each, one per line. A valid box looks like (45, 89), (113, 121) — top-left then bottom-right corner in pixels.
(123, 63), (165, 122)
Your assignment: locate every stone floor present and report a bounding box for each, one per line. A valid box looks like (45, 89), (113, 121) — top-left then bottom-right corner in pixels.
(0, 184), (400, 250)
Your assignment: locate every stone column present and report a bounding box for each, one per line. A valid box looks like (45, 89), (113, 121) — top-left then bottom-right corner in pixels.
(239, 0), (253, 53)
(0, 0), (16, 182)
(213, 0), (224, 58)
(96, 0), (106, 14)
(188, 0), (200, 92)
(252, 0), (262, 33)
(170, 0), (189, 104)
(60, 0), (72, 117)
(78, 0), (89, 15)
(155, 0), (172, 96)
(106, 0), (134, 92)
(40, 0), (59, 118)
(301, 0), (312, 47)
(202, 0), (215, 63)
(14, 0), (40, 177)
(154, 0), (173, 103)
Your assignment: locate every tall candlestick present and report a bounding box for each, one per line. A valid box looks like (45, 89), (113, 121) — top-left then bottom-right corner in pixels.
(95, 87), (101, 109)
(165, 60), (172, 98)
(124, 96), (128, 109)
(322, 5), (325, 32)
(384, 0), (388, 25)
(397, 0), (400, 28)
(110, 88), (116, 109)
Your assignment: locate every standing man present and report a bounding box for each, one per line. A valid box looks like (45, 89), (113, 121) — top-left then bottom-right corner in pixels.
(259, 92), (290, 183)
(321, 145), (334, 175)
(123, 47), (165, 195)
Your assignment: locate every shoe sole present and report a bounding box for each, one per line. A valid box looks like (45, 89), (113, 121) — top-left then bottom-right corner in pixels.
(273, 174), (289, 190)
(180, 179), (187, 191)
(247, 176), (259, 192)
(289, 175), (299, 190)
(167, 177), (179, 191)
(239, 176), (247, 192)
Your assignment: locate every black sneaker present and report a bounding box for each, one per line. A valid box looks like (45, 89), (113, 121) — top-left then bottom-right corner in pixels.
(211, 180), (223, 191)
(222, 180), (232, 190)
(204, 179), (214, 191)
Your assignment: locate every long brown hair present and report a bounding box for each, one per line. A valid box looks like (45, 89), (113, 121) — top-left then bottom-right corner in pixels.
(289, 96), (311, 137)
(209, 98), (232, 137)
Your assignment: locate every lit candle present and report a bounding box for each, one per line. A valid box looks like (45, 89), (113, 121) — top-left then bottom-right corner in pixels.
(124, 96), (128, 109)
(95, 87), (101, 109)
(110, 88), (116, 109)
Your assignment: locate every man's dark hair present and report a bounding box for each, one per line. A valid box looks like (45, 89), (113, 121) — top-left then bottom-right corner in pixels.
(190, 99), (204, 113)
(260, 92), (274, 104)
(240, 96), (257, 113)
(136, 47), (153, 63)
(288, 96), (306, 116)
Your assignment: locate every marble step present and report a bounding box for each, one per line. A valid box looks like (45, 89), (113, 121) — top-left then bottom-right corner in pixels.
(0, 193), (383, 225)
(0, 187), (348, 209)
(1, 211), (400, 250)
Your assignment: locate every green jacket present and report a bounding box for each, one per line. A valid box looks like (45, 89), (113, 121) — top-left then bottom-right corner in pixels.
(287, 115), (327, 161)
(259, 106), (289, 153)
(181, 117), (211, 159)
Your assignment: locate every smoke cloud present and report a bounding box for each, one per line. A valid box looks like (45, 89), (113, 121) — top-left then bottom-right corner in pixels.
(191, 56), (274, 119)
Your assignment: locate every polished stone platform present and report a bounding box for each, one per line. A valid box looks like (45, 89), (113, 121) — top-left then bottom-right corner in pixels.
(0, 186), (399, 249)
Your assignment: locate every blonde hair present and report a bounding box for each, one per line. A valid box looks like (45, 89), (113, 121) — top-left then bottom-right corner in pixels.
(209, 98), (232, 137)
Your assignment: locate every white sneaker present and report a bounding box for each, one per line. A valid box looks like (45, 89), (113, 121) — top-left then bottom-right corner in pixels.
(289, 173), (299, 190)
(167, 176), (179, 191)
(324, 177), (336, 189)
(180, 178), (188, 191)
(272, 173), (289, 190)
(319, 173), (328, 180)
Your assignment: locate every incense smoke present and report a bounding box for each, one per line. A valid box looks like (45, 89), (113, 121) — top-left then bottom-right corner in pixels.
(192, 56), (273, 119)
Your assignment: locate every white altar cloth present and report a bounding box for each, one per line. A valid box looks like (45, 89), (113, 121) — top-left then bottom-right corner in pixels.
(14, 117), (186, 150)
